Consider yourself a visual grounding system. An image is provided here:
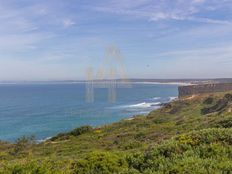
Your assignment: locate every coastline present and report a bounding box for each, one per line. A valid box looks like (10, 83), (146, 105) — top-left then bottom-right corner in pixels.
(0, 81), (192, 86)
(0, 84), (178, 142)
(124, 96), (178, 121)
(38, 96), (178, 142)
(131, 82), (192, 86)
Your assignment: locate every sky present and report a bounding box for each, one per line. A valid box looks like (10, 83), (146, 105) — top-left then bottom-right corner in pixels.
(0, 0), (232, 80)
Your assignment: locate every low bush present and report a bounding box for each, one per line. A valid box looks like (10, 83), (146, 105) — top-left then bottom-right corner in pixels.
(224, 93), (232, 101)
(70, 125), (93, 136)
(214, 117), (232, 128)
(127, 128), (232, 173)
(201, 94), (232, 115)
(50, 125), (93, 141)
(71, 151), (128, 174)
(10, 135), (35, 155)
(202, 99), (228, 115)
(0, 158), (72, 174)
(203, 97), (214, 105)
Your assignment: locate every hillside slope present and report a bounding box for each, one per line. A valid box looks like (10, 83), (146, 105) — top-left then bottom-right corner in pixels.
(1, 91), (232, 173)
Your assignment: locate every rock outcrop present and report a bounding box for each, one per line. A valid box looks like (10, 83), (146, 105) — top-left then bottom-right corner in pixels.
(178, 83), (232, 98)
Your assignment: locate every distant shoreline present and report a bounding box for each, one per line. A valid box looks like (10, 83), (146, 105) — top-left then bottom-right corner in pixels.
(0, 78), (232, 85)
(0, 81), (192, 86)
(131, 82), (192, 86)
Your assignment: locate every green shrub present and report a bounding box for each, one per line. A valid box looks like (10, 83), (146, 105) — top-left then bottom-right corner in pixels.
(50, 125), (93, 141)
(201, 99), (228, 115)
(203, 97), (214, 105)
(0, 158), (70, 174)
(201, 94), (232, 115)
(71, 151), (128, 174)
(126, 129), (232, 173)
(70, 125), (93, 136)
(214, 118), (232, 128)
(10, 135), (35, 155)
(50, 132), (70, 141)
(224, 93), (232, 101)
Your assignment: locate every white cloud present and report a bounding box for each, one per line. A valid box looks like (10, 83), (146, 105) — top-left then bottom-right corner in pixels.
(92, 0), (231, 24)
(149, 44), (232, 78)
(62, 19), (75, 28)
(191, 0), (206, 4)
(0, 0), (232, 80)
(0, 1), (78, 54)
(155, 44), (232, 59)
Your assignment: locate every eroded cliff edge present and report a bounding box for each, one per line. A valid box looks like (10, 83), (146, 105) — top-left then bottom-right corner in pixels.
(179, 83), (232, 98)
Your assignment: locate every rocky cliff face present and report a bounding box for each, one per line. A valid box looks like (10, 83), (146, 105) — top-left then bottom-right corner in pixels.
(178, 83), (232, 98)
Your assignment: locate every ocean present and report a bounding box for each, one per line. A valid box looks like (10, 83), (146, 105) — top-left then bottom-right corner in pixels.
(0, 83), (178, 141)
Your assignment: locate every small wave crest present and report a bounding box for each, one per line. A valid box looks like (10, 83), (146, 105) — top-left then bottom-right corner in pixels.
(36, 136), (52, 143)
(152, 97), (161, 100)
(169, 96), (177, 101)
(128, 102), (161, 108)
(110, 102), (161, 110)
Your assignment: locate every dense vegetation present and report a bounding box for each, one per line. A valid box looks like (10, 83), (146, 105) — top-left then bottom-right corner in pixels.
(1, 91), (232, 173)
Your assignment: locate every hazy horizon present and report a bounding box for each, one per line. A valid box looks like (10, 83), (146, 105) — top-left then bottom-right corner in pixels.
(0, 78), (232, 82)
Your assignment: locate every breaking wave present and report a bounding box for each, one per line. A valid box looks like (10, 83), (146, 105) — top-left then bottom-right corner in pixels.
(127, 102), (161, 108)
(152, 97), (161, 100)
(169, 96), (177, 101)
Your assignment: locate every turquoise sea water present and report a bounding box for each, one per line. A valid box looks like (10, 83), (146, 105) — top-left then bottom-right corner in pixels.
(0, 83), (178, 141)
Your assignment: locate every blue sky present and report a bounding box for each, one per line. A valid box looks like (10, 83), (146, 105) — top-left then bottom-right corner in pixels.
(0, 0), (232, 80)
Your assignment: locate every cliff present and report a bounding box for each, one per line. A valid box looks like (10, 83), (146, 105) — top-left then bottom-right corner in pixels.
(179, 83), (232, 97)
